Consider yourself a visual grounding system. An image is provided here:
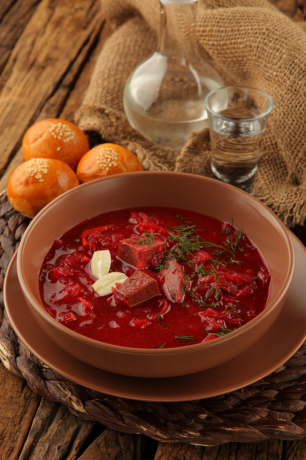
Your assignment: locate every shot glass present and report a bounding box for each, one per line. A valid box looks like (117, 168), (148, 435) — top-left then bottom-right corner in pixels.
(205, 87), (273, 194)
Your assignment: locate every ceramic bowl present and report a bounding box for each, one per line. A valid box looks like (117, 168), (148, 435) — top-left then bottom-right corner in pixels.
(17, 172), (295, 378)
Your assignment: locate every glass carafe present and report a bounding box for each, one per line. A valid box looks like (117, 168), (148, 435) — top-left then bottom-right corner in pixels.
(123, 0), (225, 150)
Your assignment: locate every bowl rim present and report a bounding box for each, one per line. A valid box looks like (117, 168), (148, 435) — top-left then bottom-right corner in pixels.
(17, 171), (295, 355)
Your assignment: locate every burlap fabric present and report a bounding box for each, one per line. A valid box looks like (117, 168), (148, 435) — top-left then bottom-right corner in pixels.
(75, 0), (306, 227)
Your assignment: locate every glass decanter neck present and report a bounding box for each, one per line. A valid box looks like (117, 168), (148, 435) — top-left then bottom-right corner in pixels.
(158, 0), (198, 56)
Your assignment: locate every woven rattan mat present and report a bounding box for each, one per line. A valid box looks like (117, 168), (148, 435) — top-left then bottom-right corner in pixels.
(2, 189), (306, 445)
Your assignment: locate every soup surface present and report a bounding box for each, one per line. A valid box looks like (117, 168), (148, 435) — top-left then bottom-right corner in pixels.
(39, 207), (271, 349)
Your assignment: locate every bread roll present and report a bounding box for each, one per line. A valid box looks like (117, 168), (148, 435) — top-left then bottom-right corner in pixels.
(22, 119), (89, 170)
(76, 144), (143, 183)
(8, 159), (79, 218)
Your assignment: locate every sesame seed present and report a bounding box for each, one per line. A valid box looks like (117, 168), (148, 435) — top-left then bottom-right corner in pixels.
(26, 159), (50, 182)
(57, 147), (61, 151)
(47, 122), (76, 143)
(97, 147), (119, 171)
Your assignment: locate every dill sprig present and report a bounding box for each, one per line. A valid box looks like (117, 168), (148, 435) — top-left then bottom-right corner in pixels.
(199, 265), (221, 301)
(221, 218), (233, 234)
(164, 227), (203, 265)
(184, 284), (218, 308)
(207, 326), (237, 337)
(174, 335), (197, 341)
(155, 218), (244, 271)
(223, 304), (241, 317)
(153, 342), (167, 348)
(139, 232), (159, 245)
(175, 214), (193, 224)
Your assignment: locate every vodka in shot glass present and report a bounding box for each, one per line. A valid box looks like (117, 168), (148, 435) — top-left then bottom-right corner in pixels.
(205, 87), (273, 194)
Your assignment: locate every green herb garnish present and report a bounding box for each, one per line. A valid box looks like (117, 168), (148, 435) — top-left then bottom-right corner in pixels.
(175, 214), (193, 224)
(224, 305), (241, 317)
(153, 342), (167, 348)
(212, 326), (237, 337)
(221, 218), (233, 233)
(184, 286), (212, 308)
(174, 335), (197, 341)
(155, 218), (245, 273)
(139, 232), (159, 245)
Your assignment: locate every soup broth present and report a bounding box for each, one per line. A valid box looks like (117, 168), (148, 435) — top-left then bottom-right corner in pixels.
(39, 207), (271, 349)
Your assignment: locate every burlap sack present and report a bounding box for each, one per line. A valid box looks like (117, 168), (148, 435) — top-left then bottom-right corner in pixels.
(75, 0), (306, 227)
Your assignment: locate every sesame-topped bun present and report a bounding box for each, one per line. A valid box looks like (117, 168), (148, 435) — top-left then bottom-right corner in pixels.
(76, 143), (143, 183)
(7, 158), (79, 218)
(22, 119), (89, 170)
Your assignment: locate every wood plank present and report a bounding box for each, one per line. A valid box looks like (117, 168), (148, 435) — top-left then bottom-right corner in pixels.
(0, 0), (16, 22)
(0, 18), (110, 192)
(78, 428), (143, 460)
(0, 0), (102, 177)
(0, 363), (40, 460)
(0, 0), (41, 77)
(154, 442), (204, 459)
(0, 4), (106, 192)
(60, 20), (112, 124)
(284, 438), (306, 459)
(205, 439), (283, 460)
(153, 439), (284, 460)
(255, 439), (283, 459)
(18, 398), (98, 460)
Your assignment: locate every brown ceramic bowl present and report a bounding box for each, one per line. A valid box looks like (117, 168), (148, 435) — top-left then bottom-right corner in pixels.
(17, 172), (295, 378)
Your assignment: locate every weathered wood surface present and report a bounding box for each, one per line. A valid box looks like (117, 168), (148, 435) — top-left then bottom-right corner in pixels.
(18, 398), (98, 460)
(78, 428), (144, 460)
(0, 0), (41, 75)
(0, 0), (103, 177)
(0, 363), (40, 460)
(0, 17), (110, 192)
(0, 0), (305, 459)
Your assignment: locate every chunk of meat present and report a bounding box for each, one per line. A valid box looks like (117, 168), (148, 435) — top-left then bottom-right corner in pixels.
(161, 260), (185, 303)
(117, 235), (166, 269)
(113, 271), (160, 307)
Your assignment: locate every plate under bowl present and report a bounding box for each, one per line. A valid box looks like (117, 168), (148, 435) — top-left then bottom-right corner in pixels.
(16, 172), (294, 377)
(4, 231), (306, 401)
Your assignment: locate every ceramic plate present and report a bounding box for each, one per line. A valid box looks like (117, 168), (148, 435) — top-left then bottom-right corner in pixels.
(4, 232), (306, 402)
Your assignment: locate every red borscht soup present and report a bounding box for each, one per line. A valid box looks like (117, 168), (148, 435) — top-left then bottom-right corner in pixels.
(39, 208), (271, 349)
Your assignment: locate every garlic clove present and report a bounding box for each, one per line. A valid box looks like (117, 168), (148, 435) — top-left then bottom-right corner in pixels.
(91, 250), (111, 278)
(92, 272), (128, 296)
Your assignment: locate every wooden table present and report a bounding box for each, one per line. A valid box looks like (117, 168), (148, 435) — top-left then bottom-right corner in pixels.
(0, 1), (305, 459)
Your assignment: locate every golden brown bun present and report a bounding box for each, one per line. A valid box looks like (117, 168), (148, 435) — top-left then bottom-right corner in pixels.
(76, 144), (143, 183)
(22, 119), (89, 170)
(8, 159), (79, 218)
